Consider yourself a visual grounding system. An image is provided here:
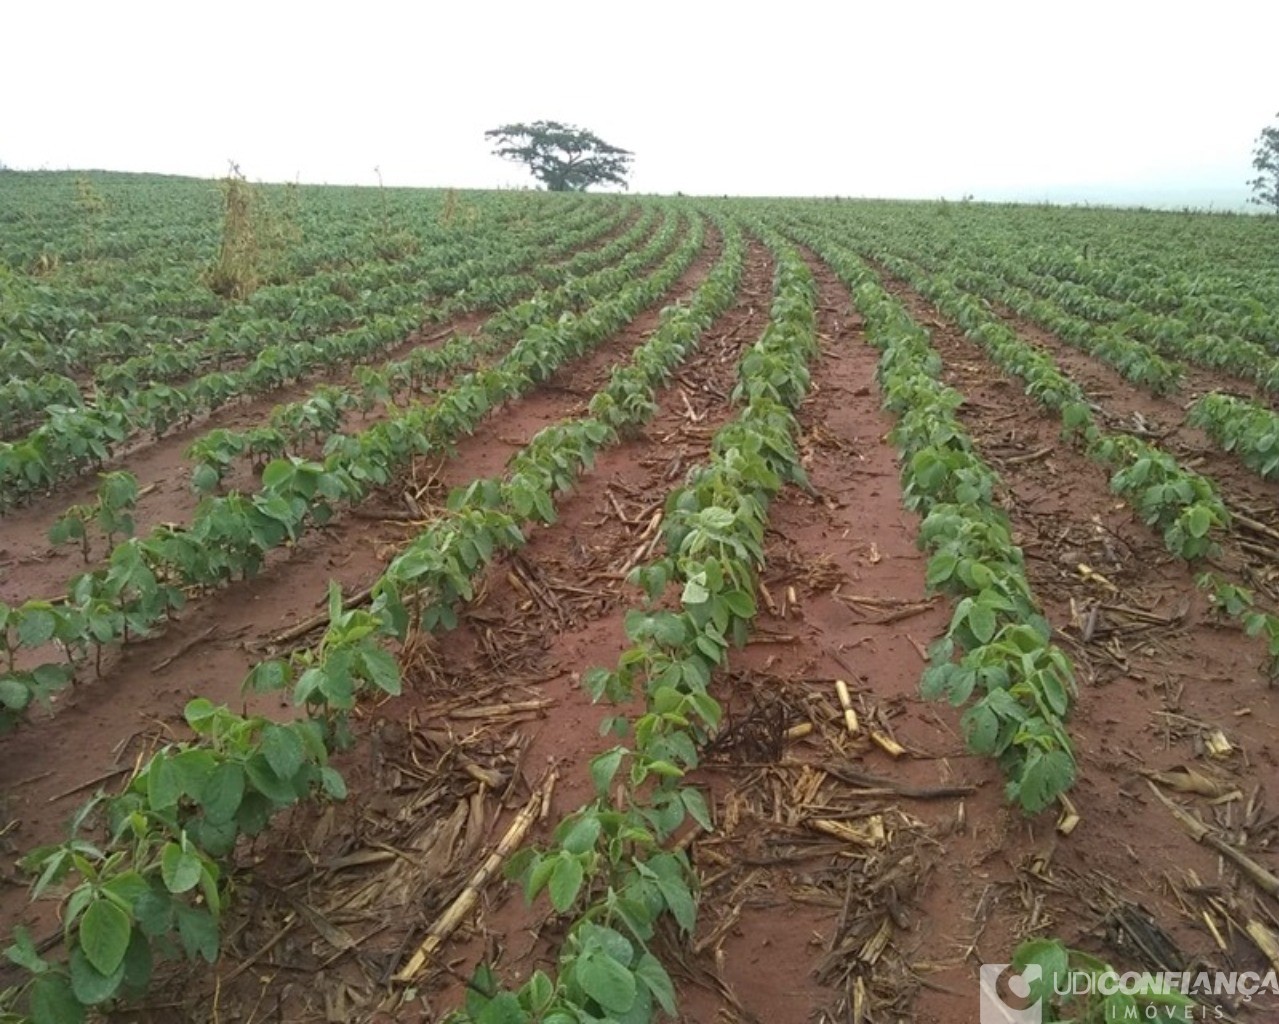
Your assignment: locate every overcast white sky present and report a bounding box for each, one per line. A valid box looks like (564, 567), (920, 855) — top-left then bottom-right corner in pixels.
(4, 0), (1277, 208)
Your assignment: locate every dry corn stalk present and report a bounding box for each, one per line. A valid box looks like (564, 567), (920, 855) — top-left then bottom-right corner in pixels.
(394, 771), (557, 983)
(834, 679), (859, 735)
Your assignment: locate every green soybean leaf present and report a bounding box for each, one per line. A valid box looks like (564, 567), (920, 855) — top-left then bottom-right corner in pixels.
(17, 608), (57, 648)
(926, 552), (958, 587)
(262, 724), (305, 781)
(548, 854), (584, 913)
(176, 905), (219, 963)
(561, 815), (601, 856)
(635, 951), (677, 1014)
(70, 944), (126, 1005)
(526, 854), (556, 901)
(0, 677), (32, 711)
(722, 589), (755, 619)
(359, 645), (402, 695)
(577, 950), (636, 1015)
(1039, 670), (1070, 718)
(4, 926), (47, 974)
(320, 766), (348, 799)
(192, 464), (220, 494)
(526, 970), (555, 1012)
(1185, 504), (1213, 539)
(121, 929), (153, 994)
(244, 659), (288, 694)
(681, 577), (710, 605)
(184, 697), (219, 733)
(161, 842), (202, 894)
(968, 603), (997, 645)
(201, 763), (246, 824)
(476, 992), (525, 1024)
(680, 787), (713, 830)
(962, 703), (1000, 755)
(132, 889), (174, 938)
(1012, 936), (1069, 978)
(245, 755), (298, 806)
(1016, 749), (1076, 814)
(653, 873), (696, 933)
(590, 748), (624, 796)
(30, 972), (86, 1024)
(79, 898), (132, 976)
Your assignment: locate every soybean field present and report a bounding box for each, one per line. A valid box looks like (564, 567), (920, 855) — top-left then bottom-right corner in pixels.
(2, 171), (1278, 1023)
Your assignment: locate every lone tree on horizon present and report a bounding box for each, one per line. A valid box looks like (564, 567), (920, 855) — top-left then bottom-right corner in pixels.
(486, 121), (633, 192)
(1248, 112), (1279, 212)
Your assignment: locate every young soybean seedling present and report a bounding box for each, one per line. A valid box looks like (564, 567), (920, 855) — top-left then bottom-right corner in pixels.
(48, 502), (95, 563)
(96, 470), (139, 548)
(47, 472), (140, 564)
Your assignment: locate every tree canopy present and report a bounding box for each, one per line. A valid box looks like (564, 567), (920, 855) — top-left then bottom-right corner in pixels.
(1248, 113), (1279, 213)
(485, 121), (633, 192)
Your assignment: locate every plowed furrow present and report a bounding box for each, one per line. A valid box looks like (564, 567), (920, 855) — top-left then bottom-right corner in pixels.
(674, 253), (960, 1023)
